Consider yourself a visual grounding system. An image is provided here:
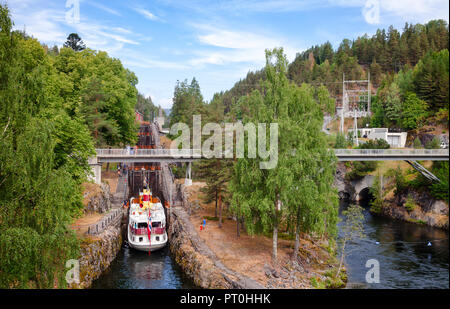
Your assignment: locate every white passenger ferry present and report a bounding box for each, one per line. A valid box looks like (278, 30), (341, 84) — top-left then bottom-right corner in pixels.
(127, 188), (167, 252)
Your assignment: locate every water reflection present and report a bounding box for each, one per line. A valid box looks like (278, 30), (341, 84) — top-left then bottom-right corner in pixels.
(91, 242), (195, 289)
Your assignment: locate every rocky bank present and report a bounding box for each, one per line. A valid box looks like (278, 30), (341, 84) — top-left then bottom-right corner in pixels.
(334, 162), (449, 230)
(70, 181), (126, 288)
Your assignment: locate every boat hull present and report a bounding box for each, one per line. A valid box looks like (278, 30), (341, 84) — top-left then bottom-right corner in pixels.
(127, 226), (167, 252)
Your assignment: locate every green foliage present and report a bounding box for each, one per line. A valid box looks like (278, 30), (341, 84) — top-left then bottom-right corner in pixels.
(429, 161), (449, 202)
(63, 33), (86, 51)
(435, 108), (449, 124)
(346, 161), (378, 181)
(400, 92), (428, 130)
(345, 139), (389, 180)
(358, 138), (390, 149)
(369, 174), (385, 214)
(369, 98), (386, 128)
(404, 197), (416, 212)
(413, 49), (449, 111)
(334, 133), (348, 148)
(0, 5), (141, 288)
(386, 166), (407, 196)
(170, 77), (206, 129)
(52, 47), (138, 146)
(413, 137), (423, 148)
(230, 49), (338, 263)
(425, 136), (441, 149)
(378, 82), (402, 126)
(136, 93), (159, 121)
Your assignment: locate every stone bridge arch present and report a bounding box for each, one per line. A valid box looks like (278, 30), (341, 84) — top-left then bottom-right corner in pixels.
(351, 175), (375, 202)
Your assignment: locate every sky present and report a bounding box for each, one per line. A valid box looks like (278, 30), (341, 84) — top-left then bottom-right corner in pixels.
(5, 0), (449, 109)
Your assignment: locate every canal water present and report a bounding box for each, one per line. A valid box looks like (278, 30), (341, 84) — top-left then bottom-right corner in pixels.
(91, 242), (195, 289)
(92, 201), (448, 289)
(340, 199), (449, 289)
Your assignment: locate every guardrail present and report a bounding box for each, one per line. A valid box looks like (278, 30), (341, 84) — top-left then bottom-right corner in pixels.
(96, 148), (203, 157)
(87, 208), (123, 236)
(333, 149), (449, 155)
(94, 148), (449, 162)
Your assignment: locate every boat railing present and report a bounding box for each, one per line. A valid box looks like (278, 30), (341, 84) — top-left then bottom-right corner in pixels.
(130, 226), (165, 235)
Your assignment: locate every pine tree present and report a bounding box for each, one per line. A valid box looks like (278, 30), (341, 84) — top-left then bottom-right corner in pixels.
(63, 33), (86, 51)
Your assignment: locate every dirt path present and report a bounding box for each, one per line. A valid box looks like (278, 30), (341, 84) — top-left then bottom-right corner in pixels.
(185, 182), (334, 288)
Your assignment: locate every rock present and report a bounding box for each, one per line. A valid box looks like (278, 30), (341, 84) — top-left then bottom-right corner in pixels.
(84, 183), (112, 213)
(431, 200), (449, 215)
(280, 271), (289, 279)
(272, 269), (279, 278)
(69, 214), (124, 289)
(264, 264), (273, 278)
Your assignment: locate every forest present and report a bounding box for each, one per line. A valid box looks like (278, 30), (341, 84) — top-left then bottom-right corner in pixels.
(0, 5), (157, 288)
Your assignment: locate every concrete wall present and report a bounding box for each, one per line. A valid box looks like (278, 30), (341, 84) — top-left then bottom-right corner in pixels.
(88, 156), (102, 184)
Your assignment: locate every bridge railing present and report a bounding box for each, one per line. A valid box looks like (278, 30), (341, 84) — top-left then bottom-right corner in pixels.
(96, 148), (203, 157)
(333, 149), (449, 156)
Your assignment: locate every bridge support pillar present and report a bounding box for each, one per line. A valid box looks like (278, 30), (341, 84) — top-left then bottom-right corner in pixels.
(185, 162), (192, 186)
(88, 156), (102, 185)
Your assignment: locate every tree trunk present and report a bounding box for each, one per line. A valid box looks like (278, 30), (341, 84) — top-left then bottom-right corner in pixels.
(214, 190), (218, 217)
(218, 194), (223, 228)
(336, 241), (346, 279)
(292, 207), (301, 261)
(272, 196), (279, 265)
(106, 162), (110, 172)
(236, 215), (240, 237)
(272, 220), (278, 264)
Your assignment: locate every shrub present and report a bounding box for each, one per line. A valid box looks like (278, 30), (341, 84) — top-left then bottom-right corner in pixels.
(413, 137), (422, 149)
(425, 136), (440, 149)
(334, 133), (348, 148)
(404, 197), (416, 212)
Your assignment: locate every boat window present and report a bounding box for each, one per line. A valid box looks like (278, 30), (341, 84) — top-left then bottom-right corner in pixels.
(151, 222), (161, 228)
(137, 222), (148, 228)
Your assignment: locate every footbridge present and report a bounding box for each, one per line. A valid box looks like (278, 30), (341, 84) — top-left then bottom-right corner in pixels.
(94, 148), (449, 162)
(89, 148), (448, 184)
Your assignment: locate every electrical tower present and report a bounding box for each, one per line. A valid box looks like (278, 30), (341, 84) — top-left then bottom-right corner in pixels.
(339, 73), (371, 146)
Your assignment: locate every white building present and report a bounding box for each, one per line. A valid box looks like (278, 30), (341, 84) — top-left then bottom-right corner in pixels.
(348, 128), (408, 148)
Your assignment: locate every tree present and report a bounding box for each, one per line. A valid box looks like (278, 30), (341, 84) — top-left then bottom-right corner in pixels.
(0, 5), (85, 287)
(79, 78), (119, 146)
(334, 133), (347, 148)
(230, 48), (338, 264)
(63, 33), (86, 51)
(337, 204), (365, 278)
(369, 173), (385, 214)
(53, 48), (138, 146)
(384, 82), (402, 126)
(370, 58), (382, 85)
(425, 136), (441, 149)
(413, 49), (449, 111)
(413, 137), (423, 148)
(400, 92), (428, 130)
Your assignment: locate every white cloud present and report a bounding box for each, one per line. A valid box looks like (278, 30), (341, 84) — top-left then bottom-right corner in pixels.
(163, 0), (448, 24)
(190, 24), (301, 67)
(134, 8), (160, 21)
(87, 1), (122, 16)
(377, 0), (449, 23)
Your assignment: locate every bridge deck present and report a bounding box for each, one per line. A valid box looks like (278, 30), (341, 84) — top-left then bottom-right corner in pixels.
(94, 148), (449, 163)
